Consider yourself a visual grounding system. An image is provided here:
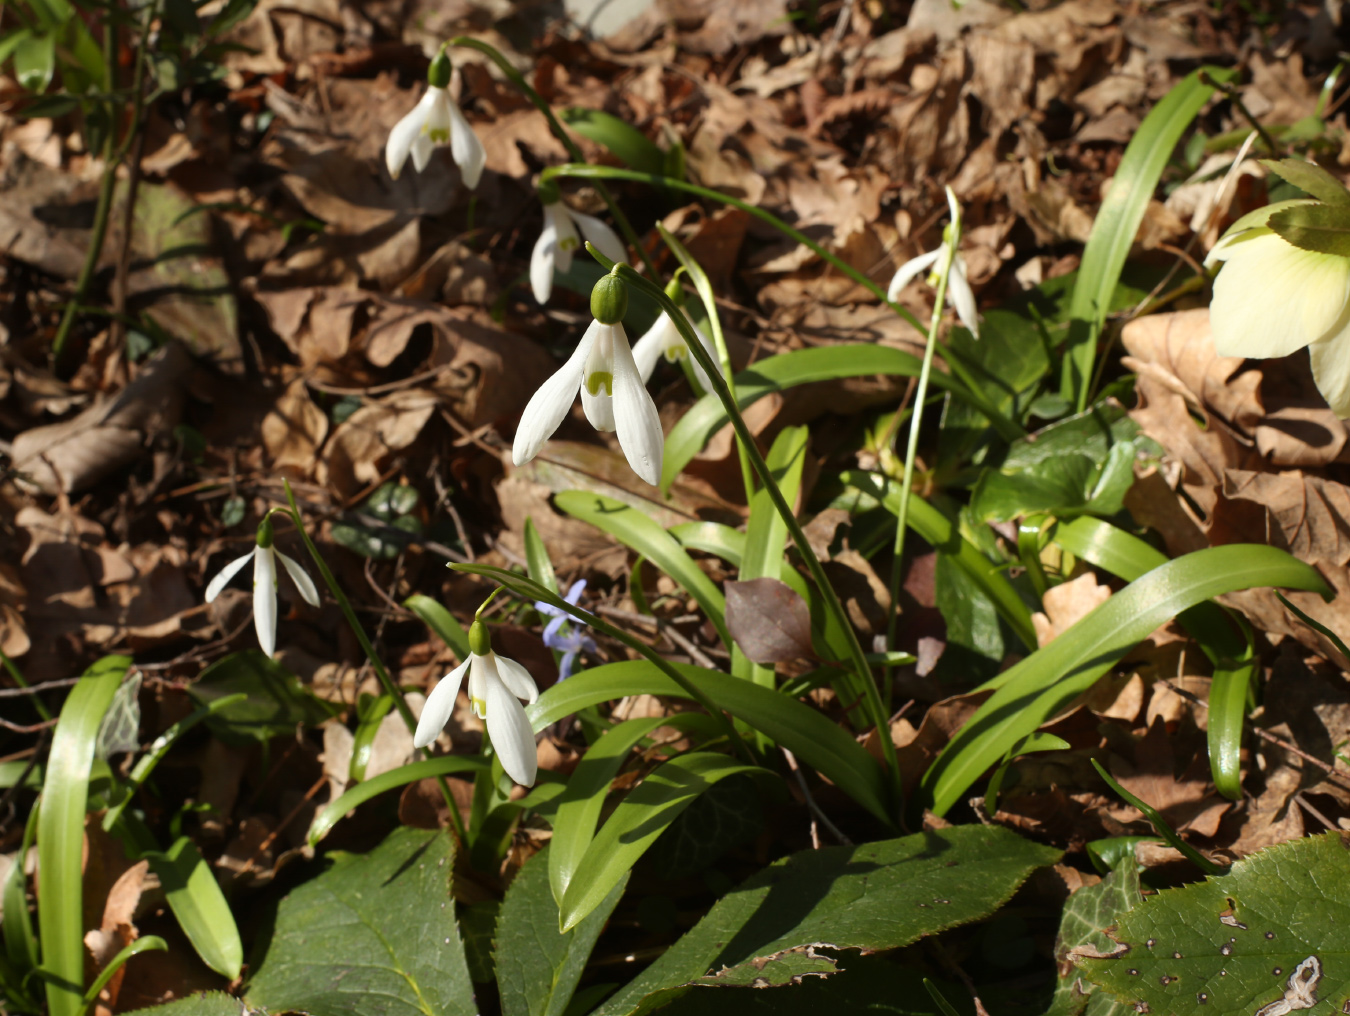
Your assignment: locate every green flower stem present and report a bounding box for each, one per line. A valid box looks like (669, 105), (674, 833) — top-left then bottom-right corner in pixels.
(449, 36), (660, 280)
(545, 163), (1026, 443)
(452, 563), (759, 768)
(884, 231), (957, 705)
(597, 254), (902, 810)
(282, 482), (468, 846)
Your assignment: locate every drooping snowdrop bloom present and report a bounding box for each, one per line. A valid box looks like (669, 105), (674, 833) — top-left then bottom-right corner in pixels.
(385, 48), (486, 188)
(414, 619), (539, 787)
(632, 279), (720, 393)
(887, 186), (979, 338)
(204, 515), (319, 657)
(534, 579), (598, 680)
(1206, 161), (1350, 416)
(530, 180), (628, 304)
(513, 273), (664, 485)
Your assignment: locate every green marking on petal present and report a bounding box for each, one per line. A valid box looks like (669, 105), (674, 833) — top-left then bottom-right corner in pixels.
(428, 127), (450, 142)
(663, 345), (687, 364)
(586, 372), (614, 396)
(559, 236), (580, 251)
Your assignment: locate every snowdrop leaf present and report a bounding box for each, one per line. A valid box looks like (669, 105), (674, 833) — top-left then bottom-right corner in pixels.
(560, 107), (665, 175)
(1267, 200), (1350, 256)
(496, 845), (626, 1016)
(246, 827), (476, 1016)
(309, 755), (490, 845)
(1077, 832), (1350, 1015)
(144, 837), (243, 979)
(1262, 157), (1350, 207)
(404, 593), (472, 659)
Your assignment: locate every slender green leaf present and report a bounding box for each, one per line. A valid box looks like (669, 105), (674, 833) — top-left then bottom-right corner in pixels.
(671, 521), (745, 565)
(145, 837), (243, 979)
(555, 491), (730, 648)
(38, 655), (128, 1016)
(527, 660), (889, 822)
(13, 31), (55, 92)
(308, 756), (490, 845)
(559, 108), (665, 175)
(3, 805), (39, 979)
(471, 779), (568, 872)
(1090, 761), (1221, 876)
(404, 593), (472, 660)
(524, 518), (560, 596)
(594, 825), (1059, 1016)
(560, 753), (769, 931)
(246, 827), (477, 1016)
(188, 650), (339, 743)
(349, 694), (394, 782)
(661, 346), (971, 492)
(82, 936), (167, 1007)
(921, 545), (1328, 816)
(497, 845), (627, 1016)
(1062, 67), (1234, 409)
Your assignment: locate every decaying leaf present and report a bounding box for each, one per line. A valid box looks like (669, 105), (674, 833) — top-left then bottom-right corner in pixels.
(725, 577), (815, 665)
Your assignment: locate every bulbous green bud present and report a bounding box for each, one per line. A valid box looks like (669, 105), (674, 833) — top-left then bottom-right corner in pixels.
(427, 48), (452, 89)
(468, 618), (491, 656)
(663, 277), (686, 304)
(255, 515), (274, 549)
(591, 274), (628, 324)
(537, 177), (561, 206)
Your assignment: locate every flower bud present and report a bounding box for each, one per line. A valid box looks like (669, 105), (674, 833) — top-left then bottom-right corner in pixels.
(537, 177), (561, 206)
(255, 515), (274, 549)
(468, 618), (492, 656)
(427, 48), (451, 89)
(663, 276), (686, 305)
(591, 274), (628, 324)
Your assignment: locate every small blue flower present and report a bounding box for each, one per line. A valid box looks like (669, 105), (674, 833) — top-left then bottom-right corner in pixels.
(535, 579), (598, 681)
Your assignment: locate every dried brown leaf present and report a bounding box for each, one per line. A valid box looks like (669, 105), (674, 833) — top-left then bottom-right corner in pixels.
(725, 577), (814, 664)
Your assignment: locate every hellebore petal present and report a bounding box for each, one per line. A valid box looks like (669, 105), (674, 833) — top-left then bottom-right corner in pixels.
(571, 210), (627, 267)
(1211, 231), (1350, 359)
(205, 551), (254, 603)
(484, 674), (538, 787)
(447, 99), (486, 189)
(1308, 313), (1350, 416)
(385, 89), (437, 180)
(493, 654), (539, 704)
(253, 546), (278, 657)
(513, 320), (602, 466)
(414, 657), (470, 749)
(276, 550), (320, 607)
(948, 256), (980, 338)
(887, 248), (941, 303)
(609, 323), (665, 485)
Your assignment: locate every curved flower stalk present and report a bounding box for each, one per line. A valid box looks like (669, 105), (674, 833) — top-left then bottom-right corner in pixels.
(886, 189), (979, 339)
(1206, 162), (1350, 415)
(530, 180), (628, 304)
(205, 514), (319, 657)
(385, 48), (486, 188)
(535, 579), (598, 679)
(632, 277), (719, 393)
(414, 618), (539, 787)
(513, 273), (664, 485)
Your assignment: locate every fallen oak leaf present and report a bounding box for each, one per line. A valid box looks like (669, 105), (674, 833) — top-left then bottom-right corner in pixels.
(725, 577), (815, 664)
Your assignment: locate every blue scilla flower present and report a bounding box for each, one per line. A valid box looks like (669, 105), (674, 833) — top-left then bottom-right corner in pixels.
(535, 579), (598, 681)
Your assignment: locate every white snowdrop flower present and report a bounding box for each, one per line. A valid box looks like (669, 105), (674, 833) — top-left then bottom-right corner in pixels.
(204, 516), (319, 657)
(385, 49), (486, 188)
(414, 619), (539, 787)
(530, 182), (628, 304)
(887, 186), (979, 338)
(513, 274), (664, 485)
(632, 280), (720, 393)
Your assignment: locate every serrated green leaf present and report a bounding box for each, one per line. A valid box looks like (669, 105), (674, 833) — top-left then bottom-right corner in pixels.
(1046, 867), (1140, 1016)
(646, 771), (763, 878)
(921, 545), (1328, 816)
(1078, 832), (1350, 1014)
(1261, 157), (1350, 206)
(1268, 200), (1350, 256)
(560, 753), (769, 931)
(145, 838), (242, 979)
(125, 990), (260, 1016)
(594, 825), (1060, 1016)
(246, 826), (476, 1016)
(497, 845), (627, 1016)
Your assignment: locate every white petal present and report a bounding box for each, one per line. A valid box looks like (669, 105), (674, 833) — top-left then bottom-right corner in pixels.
(414, 658), (470, 749)
(513, 320), (600, 466)
(685, 320), (719, 393)
(947, 255), (980, 339)
(275, 550), (320, 607)
(410, 132), (435, 174)
(887, 248), (941, 302)
(468, 653), (488, 718)
(1309, 313), (1350, 416)
(530, 218), (559, 304)
(609, 323), (664, 485)
(424, 88), (453, 139)
(492, 653), (539, 704)
(631, 314), (669, 383)
(385, 90), (435, 180)
(571, 211), (627, 267)
(485, 676), (538, 787)
(205, 551), (254, 603)
(581, 386), (616, 431)
(1211, 232), (1350, 359)
(253, 546), (278, 657)
(547, 204), (580, 275)
(447, 100), (486, 190)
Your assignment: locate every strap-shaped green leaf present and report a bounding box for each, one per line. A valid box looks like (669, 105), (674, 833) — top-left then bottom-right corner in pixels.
(559, 108), (665, 175)
(920, 544), (1327, 816)
(308, 756), (491, 845)
(404, 593), (471, 660)
(559, 753), (769, 931)
(144, 837), (243, 979)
